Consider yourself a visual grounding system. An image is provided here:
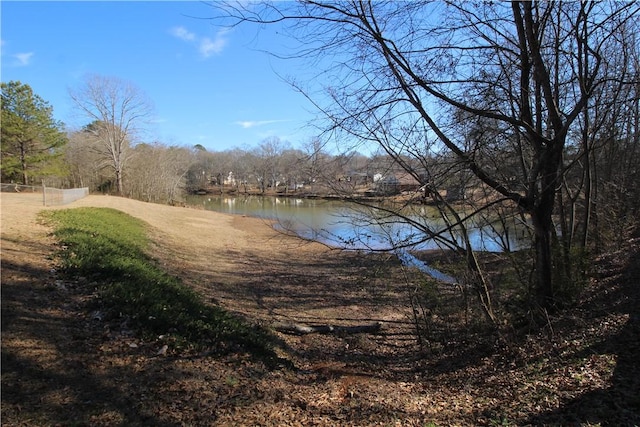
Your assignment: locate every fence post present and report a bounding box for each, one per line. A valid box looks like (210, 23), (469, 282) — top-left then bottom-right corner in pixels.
(42, 181), (46, 206)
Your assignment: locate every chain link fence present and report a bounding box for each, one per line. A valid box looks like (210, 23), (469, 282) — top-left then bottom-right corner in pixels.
(1, 183), (89, 206)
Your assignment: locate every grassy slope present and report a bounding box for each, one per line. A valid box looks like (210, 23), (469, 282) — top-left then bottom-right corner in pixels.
(2, 204), (637, 426)
(43, 207), (279, 362)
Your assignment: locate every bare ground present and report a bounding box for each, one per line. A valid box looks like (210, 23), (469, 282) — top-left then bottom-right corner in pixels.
(2, 193), (639, 426)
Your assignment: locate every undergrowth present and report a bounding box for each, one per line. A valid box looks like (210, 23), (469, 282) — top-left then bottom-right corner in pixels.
(41, 207), (279, 363)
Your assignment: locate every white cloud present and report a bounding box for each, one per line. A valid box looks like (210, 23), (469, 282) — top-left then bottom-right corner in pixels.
(199, 36), (224, 58)
(170, 26), (195, 41)
(171, 26), (229, 59)
(236, 121), (258, 129)
(235, 119), (288, 129)
(14, 52), (34, 66)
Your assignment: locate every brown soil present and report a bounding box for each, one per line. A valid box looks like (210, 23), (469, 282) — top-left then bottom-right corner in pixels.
(2, 193), (639, 426)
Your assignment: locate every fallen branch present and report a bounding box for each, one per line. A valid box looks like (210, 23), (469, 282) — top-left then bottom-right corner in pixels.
(272, 322), (382, 335)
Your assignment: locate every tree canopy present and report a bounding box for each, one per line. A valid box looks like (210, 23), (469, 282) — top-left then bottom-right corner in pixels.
(1, 81), (67, 184)
(68, 74), (154, 195)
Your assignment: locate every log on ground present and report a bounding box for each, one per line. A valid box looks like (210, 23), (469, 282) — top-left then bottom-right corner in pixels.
(272, 322), (382, 335)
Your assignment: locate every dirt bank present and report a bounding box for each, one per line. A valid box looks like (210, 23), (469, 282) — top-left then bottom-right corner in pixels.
(3, 192), (637, 426)
(1, 193), (424, 426)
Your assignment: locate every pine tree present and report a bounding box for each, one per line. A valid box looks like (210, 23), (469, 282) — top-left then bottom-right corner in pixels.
(1, 81), (67, 185)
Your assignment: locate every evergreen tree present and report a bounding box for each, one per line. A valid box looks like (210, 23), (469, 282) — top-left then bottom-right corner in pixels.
(1, 81), (67, 185)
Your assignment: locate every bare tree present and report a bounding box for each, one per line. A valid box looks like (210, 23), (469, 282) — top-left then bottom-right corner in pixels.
(68, 74), (154, 195)
(301, 137), (335, 193)
(253, 137), (288, 193)
(215, 1), (639, 312)
(228, 148), (255, 193)
(63, 129), (110, 190)
(126, 143), (195, 204)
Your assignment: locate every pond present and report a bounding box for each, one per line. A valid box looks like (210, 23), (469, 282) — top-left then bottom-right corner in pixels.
(185, 194), (528, 253)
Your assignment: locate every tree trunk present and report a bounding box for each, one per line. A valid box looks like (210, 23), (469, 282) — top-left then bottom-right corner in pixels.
(21, 165), (28, 186)
(531, 208), (554, 309)
(20, 144), (28, 185)
(115, 168), (124, 195)
(529, 139), (565, 310)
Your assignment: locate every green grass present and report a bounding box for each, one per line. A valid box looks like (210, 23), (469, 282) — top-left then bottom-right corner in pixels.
(41, 207), (278, 362)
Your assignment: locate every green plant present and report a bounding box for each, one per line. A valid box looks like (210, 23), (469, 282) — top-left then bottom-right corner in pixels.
(41, 208), (278, 362)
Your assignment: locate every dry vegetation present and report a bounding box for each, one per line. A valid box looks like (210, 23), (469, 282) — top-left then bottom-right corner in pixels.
(2, 193), (639, 426)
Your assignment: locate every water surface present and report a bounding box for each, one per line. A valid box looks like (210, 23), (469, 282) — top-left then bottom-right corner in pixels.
(186, 194), (527, 252)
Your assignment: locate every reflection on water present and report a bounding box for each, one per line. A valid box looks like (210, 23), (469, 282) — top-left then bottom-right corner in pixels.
(186, 194), (528, 253)
(395, 248), (458, 283)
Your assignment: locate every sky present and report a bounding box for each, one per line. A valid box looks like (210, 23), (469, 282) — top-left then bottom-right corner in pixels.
(1, 1), (320, 152)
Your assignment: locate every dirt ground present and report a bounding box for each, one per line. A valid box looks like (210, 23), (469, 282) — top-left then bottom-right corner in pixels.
(2, 192), (639, 426)
(1, 193), (426, 426)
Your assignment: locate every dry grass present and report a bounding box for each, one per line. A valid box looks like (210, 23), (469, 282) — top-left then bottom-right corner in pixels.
(2, 193), (638, 426)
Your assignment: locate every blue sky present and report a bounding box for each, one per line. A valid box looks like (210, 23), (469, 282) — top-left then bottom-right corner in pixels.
(1, 1), (318, 152)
